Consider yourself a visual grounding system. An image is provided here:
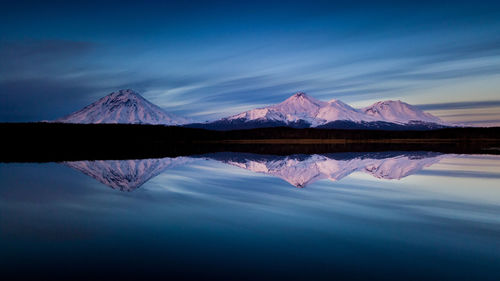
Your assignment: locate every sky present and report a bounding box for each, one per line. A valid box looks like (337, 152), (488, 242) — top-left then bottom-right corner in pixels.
(1, 0), (499, 126)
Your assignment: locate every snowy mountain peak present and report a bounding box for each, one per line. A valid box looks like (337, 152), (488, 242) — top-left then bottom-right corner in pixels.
(103, 89), (144, 103)
(108, 88), (139, 97)
(363, 100), (444, 124)
(276, 92), (327, 116)
(292, 91), (306, 98)
(56, 89), (189, 125)
(286, 92), (313, 101)
(327, 99), (354, 108)
(216, 92), (445, 129)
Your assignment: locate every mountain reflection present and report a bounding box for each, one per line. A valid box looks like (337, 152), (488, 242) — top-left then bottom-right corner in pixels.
(64, 151), (454, 190)
(204, 151), (449, 187)
(64, 157), (191, 191)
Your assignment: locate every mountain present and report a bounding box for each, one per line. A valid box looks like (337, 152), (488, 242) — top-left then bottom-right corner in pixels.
(362, 100), (443, 124)
(56, 89), (188, 125)
(64, 157), (191, 191)
(225, 92), (376, 124)
(227, 92), (327, 125)
(186, 92), (448, 130)
(56, 89), (448, 129)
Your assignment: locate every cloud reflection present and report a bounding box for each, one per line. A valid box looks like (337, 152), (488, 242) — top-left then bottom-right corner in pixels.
(63, 151), (456, 191)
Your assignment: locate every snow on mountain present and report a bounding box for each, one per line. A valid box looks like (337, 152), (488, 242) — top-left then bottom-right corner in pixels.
(270, 92), (326, 124)
(56, 89), (189, 125)
(56, 89), (446, 128)
(204, 152), (451, 187)
(228, 92), (326, 124)
(220, 92), (444, 128)
(316, 99), (377, 123)
(362, 100), (444, 124)
(227, 92), (374, 126)
(64, 157), (192, 191)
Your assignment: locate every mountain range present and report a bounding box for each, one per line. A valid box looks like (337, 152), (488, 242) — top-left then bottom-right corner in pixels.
(56, 89), (450, 130)
(187, 92), (448, 130)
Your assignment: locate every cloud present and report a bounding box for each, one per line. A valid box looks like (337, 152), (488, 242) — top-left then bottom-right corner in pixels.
(1, 8), (500, 123)
(418, 169), (500, 179)
(0, 39), (217, 121)
(155, 75), (321, 119)
(0, 40), (95, 79)
(455, 119), (500, 126)
(393, 65), (500, 81)
(0, 39), (93, 59)
(416, 100), (500, 111)
(414, 101), (500, 127)
(0, 78), (101, 122)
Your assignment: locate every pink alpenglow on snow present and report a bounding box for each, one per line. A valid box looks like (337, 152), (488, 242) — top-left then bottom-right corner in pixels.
(56, 89), (189, 125)
(223, 92), (446, 127)
(362, 100), (444, 124)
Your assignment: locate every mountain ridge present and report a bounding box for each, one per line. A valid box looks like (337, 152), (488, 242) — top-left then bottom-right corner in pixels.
(187, 92), (449, 130)
(55, 89), (449, 130)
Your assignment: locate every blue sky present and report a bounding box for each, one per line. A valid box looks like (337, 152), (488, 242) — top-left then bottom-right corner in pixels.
(1, 0), (499, 125)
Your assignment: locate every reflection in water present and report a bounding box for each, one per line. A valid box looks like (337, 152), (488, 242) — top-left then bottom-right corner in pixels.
(204, 151), (450, 187)
(2, 153), (500, 281)
(64, 151), (454, 190)
(64, 157), (192, 191)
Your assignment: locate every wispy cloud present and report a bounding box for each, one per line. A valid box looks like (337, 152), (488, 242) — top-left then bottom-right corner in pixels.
(1, 2), (500, 124)
(416, 100), (500, 111)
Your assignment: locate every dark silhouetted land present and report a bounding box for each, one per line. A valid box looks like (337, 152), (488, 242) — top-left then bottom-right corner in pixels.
(0, 123), (499, 162)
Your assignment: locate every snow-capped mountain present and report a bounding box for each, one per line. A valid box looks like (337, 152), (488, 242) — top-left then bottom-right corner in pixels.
(186, 92), (448, 130)
(55, 89), (447, 129)
(362, 100), (442, 124)
(56, 89), (188, 125)
(64, 157), (192, 191)
(227, 92), (376, 126)
(204, 151), (452, 187)
(228, 92), (326, 124)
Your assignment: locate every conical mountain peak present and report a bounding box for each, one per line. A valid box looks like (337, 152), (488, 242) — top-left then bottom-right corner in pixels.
(282, 92), (321, 104)
(56, 89), (189, 125)
(272, 92), (326, 123)
(106, 89), (142, 99)
(290, 92), (308, 98)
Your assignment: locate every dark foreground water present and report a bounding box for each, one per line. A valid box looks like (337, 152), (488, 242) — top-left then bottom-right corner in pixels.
(1, 152), (500, 280)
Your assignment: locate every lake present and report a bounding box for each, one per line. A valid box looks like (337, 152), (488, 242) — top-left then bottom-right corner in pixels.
(1, 151), (500, 280)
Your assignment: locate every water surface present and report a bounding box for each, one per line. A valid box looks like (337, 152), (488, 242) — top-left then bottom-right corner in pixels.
(1, 152), (500, 280)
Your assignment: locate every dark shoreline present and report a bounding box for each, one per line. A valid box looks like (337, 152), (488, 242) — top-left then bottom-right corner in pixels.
(1, 123), (499, 162)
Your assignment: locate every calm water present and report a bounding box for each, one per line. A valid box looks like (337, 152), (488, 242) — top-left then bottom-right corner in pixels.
(1, 152), (500, 280)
